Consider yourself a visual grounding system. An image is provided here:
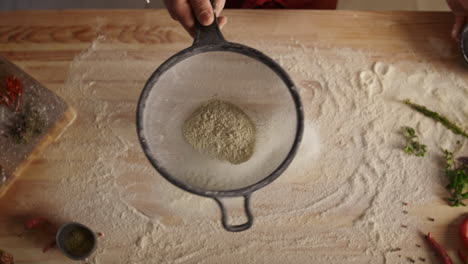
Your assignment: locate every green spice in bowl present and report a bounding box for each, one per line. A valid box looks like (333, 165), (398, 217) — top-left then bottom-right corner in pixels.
(56, 222), (96, 260)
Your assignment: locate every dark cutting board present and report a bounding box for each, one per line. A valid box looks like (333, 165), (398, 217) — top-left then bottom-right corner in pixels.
(0, 56), (76, 198)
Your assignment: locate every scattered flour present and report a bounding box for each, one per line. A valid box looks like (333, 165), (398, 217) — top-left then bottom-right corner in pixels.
(29, 33), (467, 263)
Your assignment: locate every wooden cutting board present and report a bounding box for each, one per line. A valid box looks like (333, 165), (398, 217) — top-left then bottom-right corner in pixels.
(0, 56), (76, 198)
(0, 9), (464, 264)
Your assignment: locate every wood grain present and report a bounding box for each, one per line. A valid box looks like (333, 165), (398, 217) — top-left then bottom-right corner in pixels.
(0, 9), (463, 264)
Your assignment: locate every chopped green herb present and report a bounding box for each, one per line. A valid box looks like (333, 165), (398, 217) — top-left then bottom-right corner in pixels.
(403, 99), (468, 139)
(7, 104), (45, 144)
(402, 126), (427, 157)
(444, 142), (468, 207)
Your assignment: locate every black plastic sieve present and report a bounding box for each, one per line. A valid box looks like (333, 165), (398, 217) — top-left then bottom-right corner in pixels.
(461, 24), (468, 63)
(136, 12), (304, 232)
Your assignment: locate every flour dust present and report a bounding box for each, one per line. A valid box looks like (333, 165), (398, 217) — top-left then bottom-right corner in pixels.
(46, 34), (468, 264)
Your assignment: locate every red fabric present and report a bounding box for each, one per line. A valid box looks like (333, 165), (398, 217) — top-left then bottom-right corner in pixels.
(225, 0), (338, 9)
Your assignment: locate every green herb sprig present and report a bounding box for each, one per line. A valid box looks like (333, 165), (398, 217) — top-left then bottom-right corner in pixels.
(403, 99), (468, 139)
(402, 126), (427, 157)
(444, 142), (468, 207)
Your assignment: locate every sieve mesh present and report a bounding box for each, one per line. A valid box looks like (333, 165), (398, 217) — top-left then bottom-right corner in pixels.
(141, 51), (298, 191)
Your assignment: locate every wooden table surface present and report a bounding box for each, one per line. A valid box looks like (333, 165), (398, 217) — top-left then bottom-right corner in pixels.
(0, 9), (465, 264)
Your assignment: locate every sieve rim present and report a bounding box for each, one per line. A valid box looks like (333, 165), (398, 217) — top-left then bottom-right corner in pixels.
(461, 24), (468, 64)
(136, 42), (304, 198)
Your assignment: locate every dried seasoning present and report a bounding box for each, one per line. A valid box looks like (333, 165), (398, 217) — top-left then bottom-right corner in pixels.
(7, 104), (45, 144)
(182, 100), (256, 164)
(63, 229), (94, 257)
(0, 249), (14, 264)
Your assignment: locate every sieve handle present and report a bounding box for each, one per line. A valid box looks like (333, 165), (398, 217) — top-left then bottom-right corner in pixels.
(192, 1), (226, 46)
(214, 194), (253, 232)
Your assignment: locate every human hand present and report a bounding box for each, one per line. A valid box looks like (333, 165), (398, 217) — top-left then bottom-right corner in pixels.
(164, 0), (228, 36)
(447, 0), (468, 40)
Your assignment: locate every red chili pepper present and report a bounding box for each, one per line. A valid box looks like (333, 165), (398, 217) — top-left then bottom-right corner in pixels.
(461, 217), (468, 250)
(1, 75), (22, 112)
(426, 233), (454, 264)
(458, 250), (467, 264)
(25, 217), (50, 230)
(0, 90), (11, 106)
(42, 240), (56, 253)
(0, 249), (14, 264)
